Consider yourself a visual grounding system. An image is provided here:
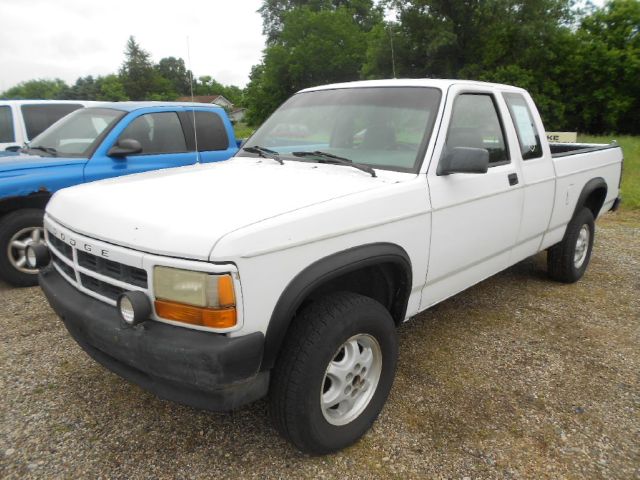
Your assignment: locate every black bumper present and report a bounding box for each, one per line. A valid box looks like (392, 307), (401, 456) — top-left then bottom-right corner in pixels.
(39, 266), (268, 411)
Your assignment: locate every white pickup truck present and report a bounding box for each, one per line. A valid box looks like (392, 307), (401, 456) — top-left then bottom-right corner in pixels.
(35, 79), (623, 454)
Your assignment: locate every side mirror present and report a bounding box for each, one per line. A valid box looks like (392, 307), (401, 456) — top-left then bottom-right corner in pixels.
(107, 138), (142, 158)
(437, 147), (489, 175)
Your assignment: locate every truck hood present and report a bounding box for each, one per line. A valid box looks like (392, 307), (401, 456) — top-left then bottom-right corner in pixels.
(0, 152), (86, 175)
(46, 158), (405, 260)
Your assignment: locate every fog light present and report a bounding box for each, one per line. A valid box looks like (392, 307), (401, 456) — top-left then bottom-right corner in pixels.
(25, 244), (50, 269)
(117, 291), (151, 326)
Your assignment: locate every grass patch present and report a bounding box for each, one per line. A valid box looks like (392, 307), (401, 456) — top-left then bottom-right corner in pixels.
(578, 134), (640, 210)
(233, 123), (256, 141)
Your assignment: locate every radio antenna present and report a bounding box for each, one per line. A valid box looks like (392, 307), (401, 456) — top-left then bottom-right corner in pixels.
(186, 36), (201, 164)
(388, 24), (397, 78)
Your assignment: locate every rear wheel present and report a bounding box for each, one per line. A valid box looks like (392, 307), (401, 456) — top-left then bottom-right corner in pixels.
(547, 207), (595, 283)
(269, 292), (398, 454)
(0, 209), (45, 287)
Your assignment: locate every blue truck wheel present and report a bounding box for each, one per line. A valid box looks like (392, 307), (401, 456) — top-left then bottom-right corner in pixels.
(0, 209), (45, 287)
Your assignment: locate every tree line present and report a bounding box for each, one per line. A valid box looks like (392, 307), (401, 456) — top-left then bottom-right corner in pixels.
(1, 37), (243, 106)
(2, 1), (638, 134)
(244, 0), (639, 134)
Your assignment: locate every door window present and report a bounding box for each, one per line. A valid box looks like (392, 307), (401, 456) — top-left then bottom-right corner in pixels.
(444, 94), (509, 166)
(118, 112), (187, 155)
(0, 106), (15, 143)
(503, 93), (543, 160)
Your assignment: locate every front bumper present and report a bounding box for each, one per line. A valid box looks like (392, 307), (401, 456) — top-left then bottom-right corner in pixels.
(40, 265), (268, 411)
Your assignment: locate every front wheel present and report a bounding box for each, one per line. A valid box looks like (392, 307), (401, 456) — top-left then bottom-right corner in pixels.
(269, 292), (398, 454)
(547, 207), (595, 283)
(0, 209), (45, 287)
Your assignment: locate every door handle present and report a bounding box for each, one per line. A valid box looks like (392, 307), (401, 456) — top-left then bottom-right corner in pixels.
(508, 173), (519, 186)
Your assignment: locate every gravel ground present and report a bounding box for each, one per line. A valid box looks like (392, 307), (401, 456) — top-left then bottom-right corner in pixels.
(1, 211), (638, 479)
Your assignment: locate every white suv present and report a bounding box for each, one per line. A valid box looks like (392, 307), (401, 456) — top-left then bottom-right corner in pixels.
(0, 100), (97, 151)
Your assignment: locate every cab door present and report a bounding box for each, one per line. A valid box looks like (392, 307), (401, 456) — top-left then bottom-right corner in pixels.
(421, 85), (525, 308)
(84, 110), (197, 182)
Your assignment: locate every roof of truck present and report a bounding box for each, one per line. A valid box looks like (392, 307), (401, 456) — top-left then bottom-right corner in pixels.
(299, 78), (526, 93)
(0, 100), (100, 106)
(87, 101), (226, 112)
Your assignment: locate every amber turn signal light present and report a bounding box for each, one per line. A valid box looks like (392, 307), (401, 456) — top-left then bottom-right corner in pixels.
(154, 299), (237, 329)
(217, 274), (236, 307)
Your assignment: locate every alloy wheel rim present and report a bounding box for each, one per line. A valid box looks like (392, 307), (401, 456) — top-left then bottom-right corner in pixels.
(573, 225), (590, 269)
(320, 333), (383, 426)
(7, 227), (45, 274)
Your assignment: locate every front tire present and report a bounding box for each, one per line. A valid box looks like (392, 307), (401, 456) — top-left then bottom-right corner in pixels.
(0, 209), (45, 287)
(547, 207), (595, 283)
(269, 292), (398, 454)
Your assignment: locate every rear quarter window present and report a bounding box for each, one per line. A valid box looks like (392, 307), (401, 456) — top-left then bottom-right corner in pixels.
(0, 106), (15, 143)
(21, 103), (84, 140)
(503, 93), (543, 160)
(192, 111), (229, 151)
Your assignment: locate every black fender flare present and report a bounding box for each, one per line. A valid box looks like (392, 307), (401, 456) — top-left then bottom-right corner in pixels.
(261, 242), (412, 370)
(573, 177), (607, 219)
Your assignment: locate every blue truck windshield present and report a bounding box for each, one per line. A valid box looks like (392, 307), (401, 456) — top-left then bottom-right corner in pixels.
(28, 108), (124, 158)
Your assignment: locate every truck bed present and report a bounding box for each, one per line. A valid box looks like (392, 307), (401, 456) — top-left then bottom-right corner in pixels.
(550, 142), (619, 158)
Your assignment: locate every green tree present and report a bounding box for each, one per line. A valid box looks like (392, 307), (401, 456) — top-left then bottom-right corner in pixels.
(246, 6), (371, 124)
(63, 75), (101, 99)
(1, 79), (69, 99)
(565, 0), (640, 133)
(192, 76), (244, 106)
(119, 36), (156, 100)
(97, 75), (129, 101)
(194, 75), (226, 96)
(260, 0), (381, 43)
(363, 0), (578, 128)
(155, 57), (191, 96)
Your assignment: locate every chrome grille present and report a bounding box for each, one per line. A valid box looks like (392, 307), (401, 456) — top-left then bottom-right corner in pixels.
(52, 257), (75, 279)
(48, 235), (73, 260)
(45, 225), (147, 306)
(79, 273), (126, 301)
(77, 251), (148, 288)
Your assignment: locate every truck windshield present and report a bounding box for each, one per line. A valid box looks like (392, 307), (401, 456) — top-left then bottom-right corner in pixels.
(27, 108), (124, 158)
(243, 87), (442, 172)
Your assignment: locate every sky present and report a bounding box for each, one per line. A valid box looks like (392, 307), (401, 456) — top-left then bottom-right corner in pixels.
(0, 0), (266, 92)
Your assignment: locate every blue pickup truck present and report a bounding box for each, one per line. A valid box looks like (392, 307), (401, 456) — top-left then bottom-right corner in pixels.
(0, 102), (239, 286)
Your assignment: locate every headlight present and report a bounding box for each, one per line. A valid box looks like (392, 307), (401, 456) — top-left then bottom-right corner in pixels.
(153, 266), (237, 329)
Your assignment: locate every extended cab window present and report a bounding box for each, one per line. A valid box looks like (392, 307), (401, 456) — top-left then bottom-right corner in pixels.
(21, 103), (83, 140)
(119, 112), (187, 155)
(0, 106), (15, 143)
(445, 94), (508, 166)
(503, 92), (543, 160)
(182, 111), (229, 151)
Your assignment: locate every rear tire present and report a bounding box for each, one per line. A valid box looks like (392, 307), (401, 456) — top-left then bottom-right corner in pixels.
(0, 209), (45, 287)
(269, 292), (398, 454)
(547, 207), (595, 283)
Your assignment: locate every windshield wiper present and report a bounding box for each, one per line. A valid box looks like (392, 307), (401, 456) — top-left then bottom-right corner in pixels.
(27, 145), (58, 157)
(242, 146), (283, 165)
(292, 151), (376, 177)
